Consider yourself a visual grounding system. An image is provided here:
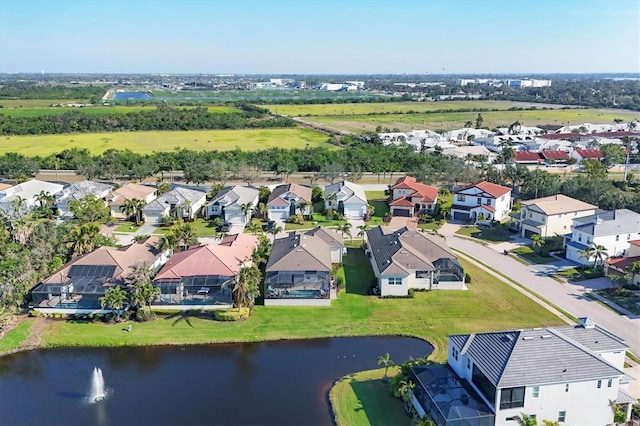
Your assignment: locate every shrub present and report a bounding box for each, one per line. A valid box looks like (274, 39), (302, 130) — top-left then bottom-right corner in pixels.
(135, 309), (155, 322)
(464, 273), (472, 283)
(120, 310), (131, 321)
(104, 312), (116, 323)
(214, 308), (249, 321)
(285, 214), (304, 224)
(30, 310), (40, 317)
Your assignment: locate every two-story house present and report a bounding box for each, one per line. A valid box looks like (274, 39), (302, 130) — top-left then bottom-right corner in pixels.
(512, 194), (597, 239)
(451, 181), (512, 223)
(365, 226), (465, 296)
(565, 209), (640, 266)
(409, 319), (634, 426)
(389, 176), (439, 217)
(324, 180), (368, 219)
(266, 183), (312, 222)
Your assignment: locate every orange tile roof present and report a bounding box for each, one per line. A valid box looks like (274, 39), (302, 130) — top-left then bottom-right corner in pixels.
(393, 176), (438, 203)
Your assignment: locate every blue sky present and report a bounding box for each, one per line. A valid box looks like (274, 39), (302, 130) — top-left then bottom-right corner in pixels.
(0, 0), (638, 74)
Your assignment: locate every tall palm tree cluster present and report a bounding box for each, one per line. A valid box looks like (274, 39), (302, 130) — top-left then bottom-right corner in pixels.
(120, 198), (147, 224)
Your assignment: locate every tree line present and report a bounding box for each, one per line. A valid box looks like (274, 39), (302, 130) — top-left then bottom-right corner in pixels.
(0, 81), (108, 101)
(0, 104), (296, 135)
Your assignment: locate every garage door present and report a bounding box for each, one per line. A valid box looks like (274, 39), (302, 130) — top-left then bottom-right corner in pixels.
(392, 208), (410, 217)
(452, 211), (469, 221)
(144, 213), (163, 225)
(524, 229), (538, 239)
(269, 210), (288, 222)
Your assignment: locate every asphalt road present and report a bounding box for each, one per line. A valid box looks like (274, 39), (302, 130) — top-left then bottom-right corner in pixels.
(439, 224), (640, 356)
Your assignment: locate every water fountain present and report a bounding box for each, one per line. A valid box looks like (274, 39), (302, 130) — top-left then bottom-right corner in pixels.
(89, 367), (106, 403)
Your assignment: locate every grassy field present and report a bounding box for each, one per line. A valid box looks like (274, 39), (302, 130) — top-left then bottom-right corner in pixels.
(0, 127), (333, 156)
(330, 368), (410, 426)
(22, 250), (562, 362)
(0, 318), (33, 352)
(0, 105), (240, 117)
(0, 99), (87, 108)
(264, 101), (553, 116)
(299, 108), (640, 133)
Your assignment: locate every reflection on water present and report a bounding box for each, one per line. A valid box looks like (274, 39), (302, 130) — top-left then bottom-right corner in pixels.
(0, 337), (432, 426)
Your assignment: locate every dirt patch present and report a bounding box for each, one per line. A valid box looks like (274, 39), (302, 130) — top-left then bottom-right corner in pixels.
(19, 316), (46, 350)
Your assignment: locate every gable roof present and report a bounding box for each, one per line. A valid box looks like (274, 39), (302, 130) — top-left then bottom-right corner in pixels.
(267, 183), (312, 207)
(266, 232), (331, 272)
(575, 149), (603, 159)
(0, 179), (65, 204)
(572, 209), (640, 236)
(143, 186), (206, 213)
(324, 180), (367, 205)
(456, 181), (511, 198)
(366, 226), (458, 275)
(521, 194), (597, 215)
(154, 234), (258, 281)
(208, 185), (259, 207)
(44, 236), (164, 286)
(449, 325), (625, 388)
(393, 176), (439, 203)
(540, 150), (570, 161)
(58, 180), (112, 201)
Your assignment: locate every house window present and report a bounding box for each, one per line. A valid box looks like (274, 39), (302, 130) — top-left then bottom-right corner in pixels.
(597, 380), (602, 389)
(532, 386), (539, 398)
(616, 235), (619, 241)
(499, 387), (525, 409)
(558, 411), (566, 422)
(608, 379), (613, 388)
(529, 212), (533, 218)
(466, 358), (471, 370)
(457, 194), (466, 202)
(451, 347), (458, 361)
(485, 199), (491, 206)
(586, 239), (591, 245)
(565, 383), (569, 392)
(388, 277), (402, 286)
(477, 197), (482, 204)
(578, 235), (582, 242)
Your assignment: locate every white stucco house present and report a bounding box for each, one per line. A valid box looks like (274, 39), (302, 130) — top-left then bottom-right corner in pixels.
(141, 186), (207, 224)
(512, 194), (597, 239)
(324, 180), (368, 219)
(206, 185), (259, 226)
(565, 209), (640, 266)
(266, 183), (312, 222)
(451, 181), (512, 223)
(0, 179), (64, 215)
(409, 319), (634, 426)
(55, 180), (112, 218)
(365, 226), (465, 297)
(107, 183), (157, 218)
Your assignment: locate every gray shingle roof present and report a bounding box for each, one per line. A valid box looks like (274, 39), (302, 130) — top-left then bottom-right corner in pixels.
(208, 185), (258, 207)
(304, 226), (344, 247)
(266, 232), (331, 272)
(59, 180), (112, 201)
(324, 180), (367, 204)
(449, 326), (625, 388)
(143, 186), (206, 213)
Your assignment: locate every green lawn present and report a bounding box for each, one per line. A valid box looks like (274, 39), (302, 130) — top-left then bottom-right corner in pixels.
(28, 249), (563, 362)
(455, 224), (514, 242)
(0, 127), (333, 156)
(0, 318), (34, 352)
(284, 213), (347, 231)
(511, 246), (557, 264)
(557, 267), (605, 281)
(330, 368), (410, 426)
(113, 221), (142, 233)
(300, 108), (640, 133)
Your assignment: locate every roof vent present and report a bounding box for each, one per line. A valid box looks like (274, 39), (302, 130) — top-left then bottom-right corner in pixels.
(522, 337), (534, 341)
(541, 335), (552, 339)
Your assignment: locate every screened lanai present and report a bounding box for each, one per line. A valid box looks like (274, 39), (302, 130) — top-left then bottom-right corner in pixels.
(264, 270), (331, 300)
(153, 275), (234, 306)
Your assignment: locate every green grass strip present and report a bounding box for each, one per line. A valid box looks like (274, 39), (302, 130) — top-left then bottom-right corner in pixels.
(0, 318), (34, 353)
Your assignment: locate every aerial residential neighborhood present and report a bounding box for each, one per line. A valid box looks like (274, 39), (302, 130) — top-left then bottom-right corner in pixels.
(1, 1), (640, 422)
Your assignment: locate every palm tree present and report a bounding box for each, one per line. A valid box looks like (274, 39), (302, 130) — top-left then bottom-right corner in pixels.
(357, 224), (370, 239)
(68, 222), (101, 256)
(240, 201), (254, 222)
(247, 221), (262, 235)
(130, 281), (160, 313)
(258, 202), (268, 220)
(531, 234), (545, 255)
(10, 195), (27, 218)
(34, 190), (55, 210)
(377, 352), (395, 383)
(121, 199), (140, 222)
(158, 231), (179, 252)
(580, 243), (609, 269)
(233, 265), (262, 313)
(335, 222), (352, 240)
(298, 200), (310, 220)
(173, 222), (198, 251)
(513, 413), (537, 426)
(99, 286), (128, 320)
(157, 181), (171, 195)
(266, 225), (282, 238)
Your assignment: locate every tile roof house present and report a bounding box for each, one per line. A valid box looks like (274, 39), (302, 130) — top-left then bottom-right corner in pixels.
(513, 151), (543, 165)
(0, 179), (65, 215)
(55, 180), (113, 218)
(206, 185), (260, 226)
(571, 148), (603, 163)
(606, 239), (640, 287)
(450, 181), (512, 223)
(365, 226), (464, 296)
(390, 176), (439, 217)
(264, 231), (335, 306)
(142, 186), (207, 224)
(540, 150), (570, 164)
(107, 183), (157, 218)
(266, 183), (312, 222)
(511, 194), (597, 239)
(324, 180), (368, 219)
(409, 320), (633, 426)
(31, 236), (169, 314)
(565, 209), (640, 266)
(153, 233), (258, 309)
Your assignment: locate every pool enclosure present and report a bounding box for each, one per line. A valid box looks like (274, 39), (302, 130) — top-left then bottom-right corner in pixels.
(152, 275), (234, 307)
(264, 270), (331, 300)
